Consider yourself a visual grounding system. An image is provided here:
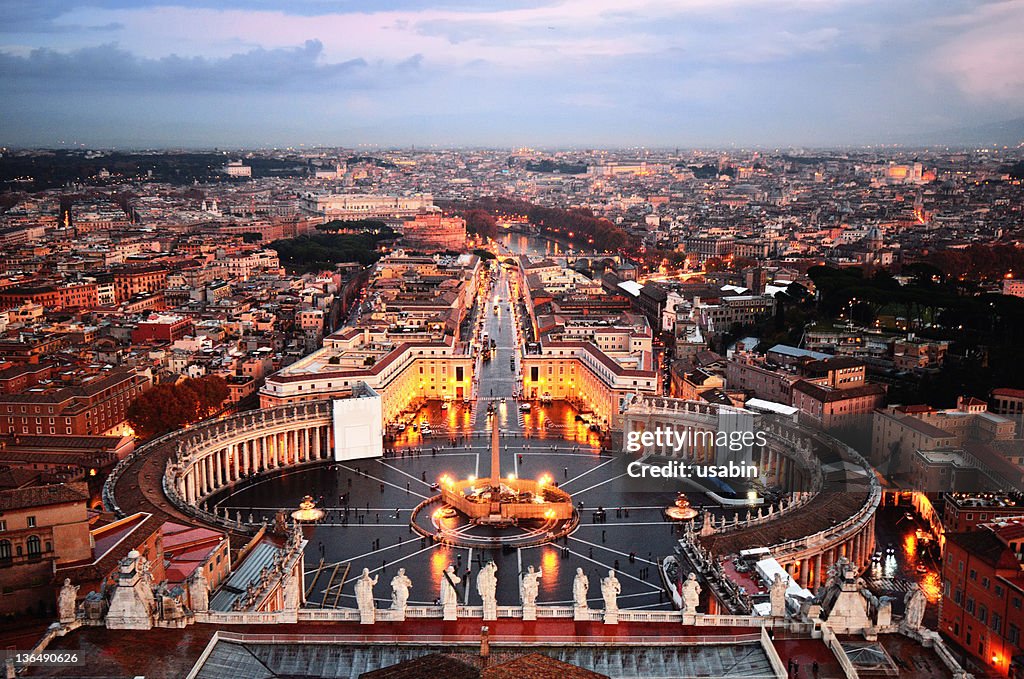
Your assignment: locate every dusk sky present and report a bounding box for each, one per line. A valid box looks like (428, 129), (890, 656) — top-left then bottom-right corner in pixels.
(2, 0), (1022, 148)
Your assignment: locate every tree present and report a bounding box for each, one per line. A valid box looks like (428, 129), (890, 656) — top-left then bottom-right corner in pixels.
(464, 209), (498, 239)
(127, 375), (230, 439)
(127, 383), (198, 439)
(187, 375), (229, 416)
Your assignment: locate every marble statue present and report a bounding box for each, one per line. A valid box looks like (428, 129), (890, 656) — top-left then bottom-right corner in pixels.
(477, 561), (498, 613)
(355, 568), (378, 624)
(573, 568), (590, 610)
(440, 565), (461, 608)
(903, 582), (926, 630)
(520, 565), (542, 607)
(681, 572), (702, 613)
(769, 572), (787, 617)
(601, 570), (621, 612)
(58, 578), (79, 624)
(390, 568), (412, 611)
(356, 569), (378, 611)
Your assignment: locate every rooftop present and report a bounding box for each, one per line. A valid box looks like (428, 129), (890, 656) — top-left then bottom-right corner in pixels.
(0, 481), (89, 512)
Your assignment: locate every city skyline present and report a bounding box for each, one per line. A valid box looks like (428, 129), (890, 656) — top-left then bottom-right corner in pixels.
(2, 0), (1024, 148)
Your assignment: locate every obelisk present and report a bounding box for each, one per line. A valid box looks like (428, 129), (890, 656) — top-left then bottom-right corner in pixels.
(490, 411), (501, 490)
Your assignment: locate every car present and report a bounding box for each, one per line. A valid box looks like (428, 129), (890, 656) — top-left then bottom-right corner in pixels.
(519, 403), (531, 412)
(500, 397), (506, 403)
(440, 401), (449, 410)
(397, 423), (406, 432)
(421, 425), (432, 435)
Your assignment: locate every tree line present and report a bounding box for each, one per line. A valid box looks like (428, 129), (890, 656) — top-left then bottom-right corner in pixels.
(445, 197), (635, 251)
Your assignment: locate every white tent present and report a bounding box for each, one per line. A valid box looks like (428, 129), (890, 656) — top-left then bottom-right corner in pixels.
(755, 557), (813, 599)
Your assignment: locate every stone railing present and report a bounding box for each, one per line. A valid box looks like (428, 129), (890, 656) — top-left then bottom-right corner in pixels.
(821, 622), (860, 679)
(761, 626), (788, 679)
(769, 478), (881, 562)
(902, 627), (974, 679)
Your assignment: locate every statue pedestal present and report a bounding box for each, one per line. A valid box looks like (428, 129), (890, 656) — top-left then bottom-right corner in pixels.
(603, 609), (618, 625)
(359, 609), (375, 625)
(391, 606), (406, 622)
(681, 612), (697, 625)
(442, 603), (458, 621)
(482, 603), (497, 621)
(522, 604), (536, 621)
(573, 606), (589, 621)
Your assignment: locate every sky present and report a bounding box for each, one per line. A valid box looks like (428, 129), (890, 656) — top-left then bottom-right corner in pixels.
(1, 0), (1023, 148)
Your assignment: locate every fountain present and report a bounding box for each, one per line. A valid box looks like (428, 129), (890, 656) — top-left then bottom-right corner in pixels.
(413, 412), (577, 549)
(440, 414), (573, 526)
(291, 495), (325, 522)
(665, 493), (699, 521)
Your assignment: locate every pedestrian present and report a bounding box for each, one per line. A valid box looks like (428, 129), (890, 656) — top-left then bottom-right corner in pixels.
(812, 660), (818, 677)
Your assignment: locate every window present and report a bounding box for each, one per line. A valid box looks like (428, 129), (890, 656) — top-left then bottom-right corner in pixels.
(970, 569), (978, 581)
(26, 535), (41, 557)
(1010, 624), (1021, 646)
(0, 520), (4, 532)
(0, 540), (10, 561)
(966, 597), (975, 614)
(982, 577), (990, 589)
(26, 516), (36, 528)
(992, 613), (1002, 634)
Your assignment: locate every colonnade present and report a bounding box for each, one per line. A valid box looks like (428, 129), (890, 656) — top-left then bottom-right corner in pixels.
(782, 515), (877, 591)
(760, 444), (812, 493)
(179, 424), (332, 504)
(164, 403), (335, 507)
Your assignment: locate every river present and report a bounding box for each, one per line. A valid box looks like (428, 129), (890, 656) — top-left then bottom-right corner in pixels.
(498, 231), (569, 258)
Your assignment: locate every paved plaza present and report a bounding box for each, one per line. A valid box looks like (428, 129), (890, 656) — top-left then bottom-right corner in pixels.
(212, 269), (698, 611)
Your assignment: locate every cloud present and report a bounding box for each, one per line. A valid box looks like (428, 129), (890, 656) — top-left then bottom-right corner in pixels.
(927, 0), (1024, 102)
(0, 0), (1019, 147)
(0, 40), (428, 93)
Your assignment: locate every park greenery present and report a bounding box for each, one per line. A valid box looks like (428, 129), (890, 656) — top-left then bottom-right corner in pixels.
(270, 227), (395, 273)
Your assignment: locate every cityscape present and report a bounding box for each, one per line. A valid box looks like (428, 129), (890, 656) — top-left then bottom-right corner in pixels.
(2, 2), (1024, 679)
